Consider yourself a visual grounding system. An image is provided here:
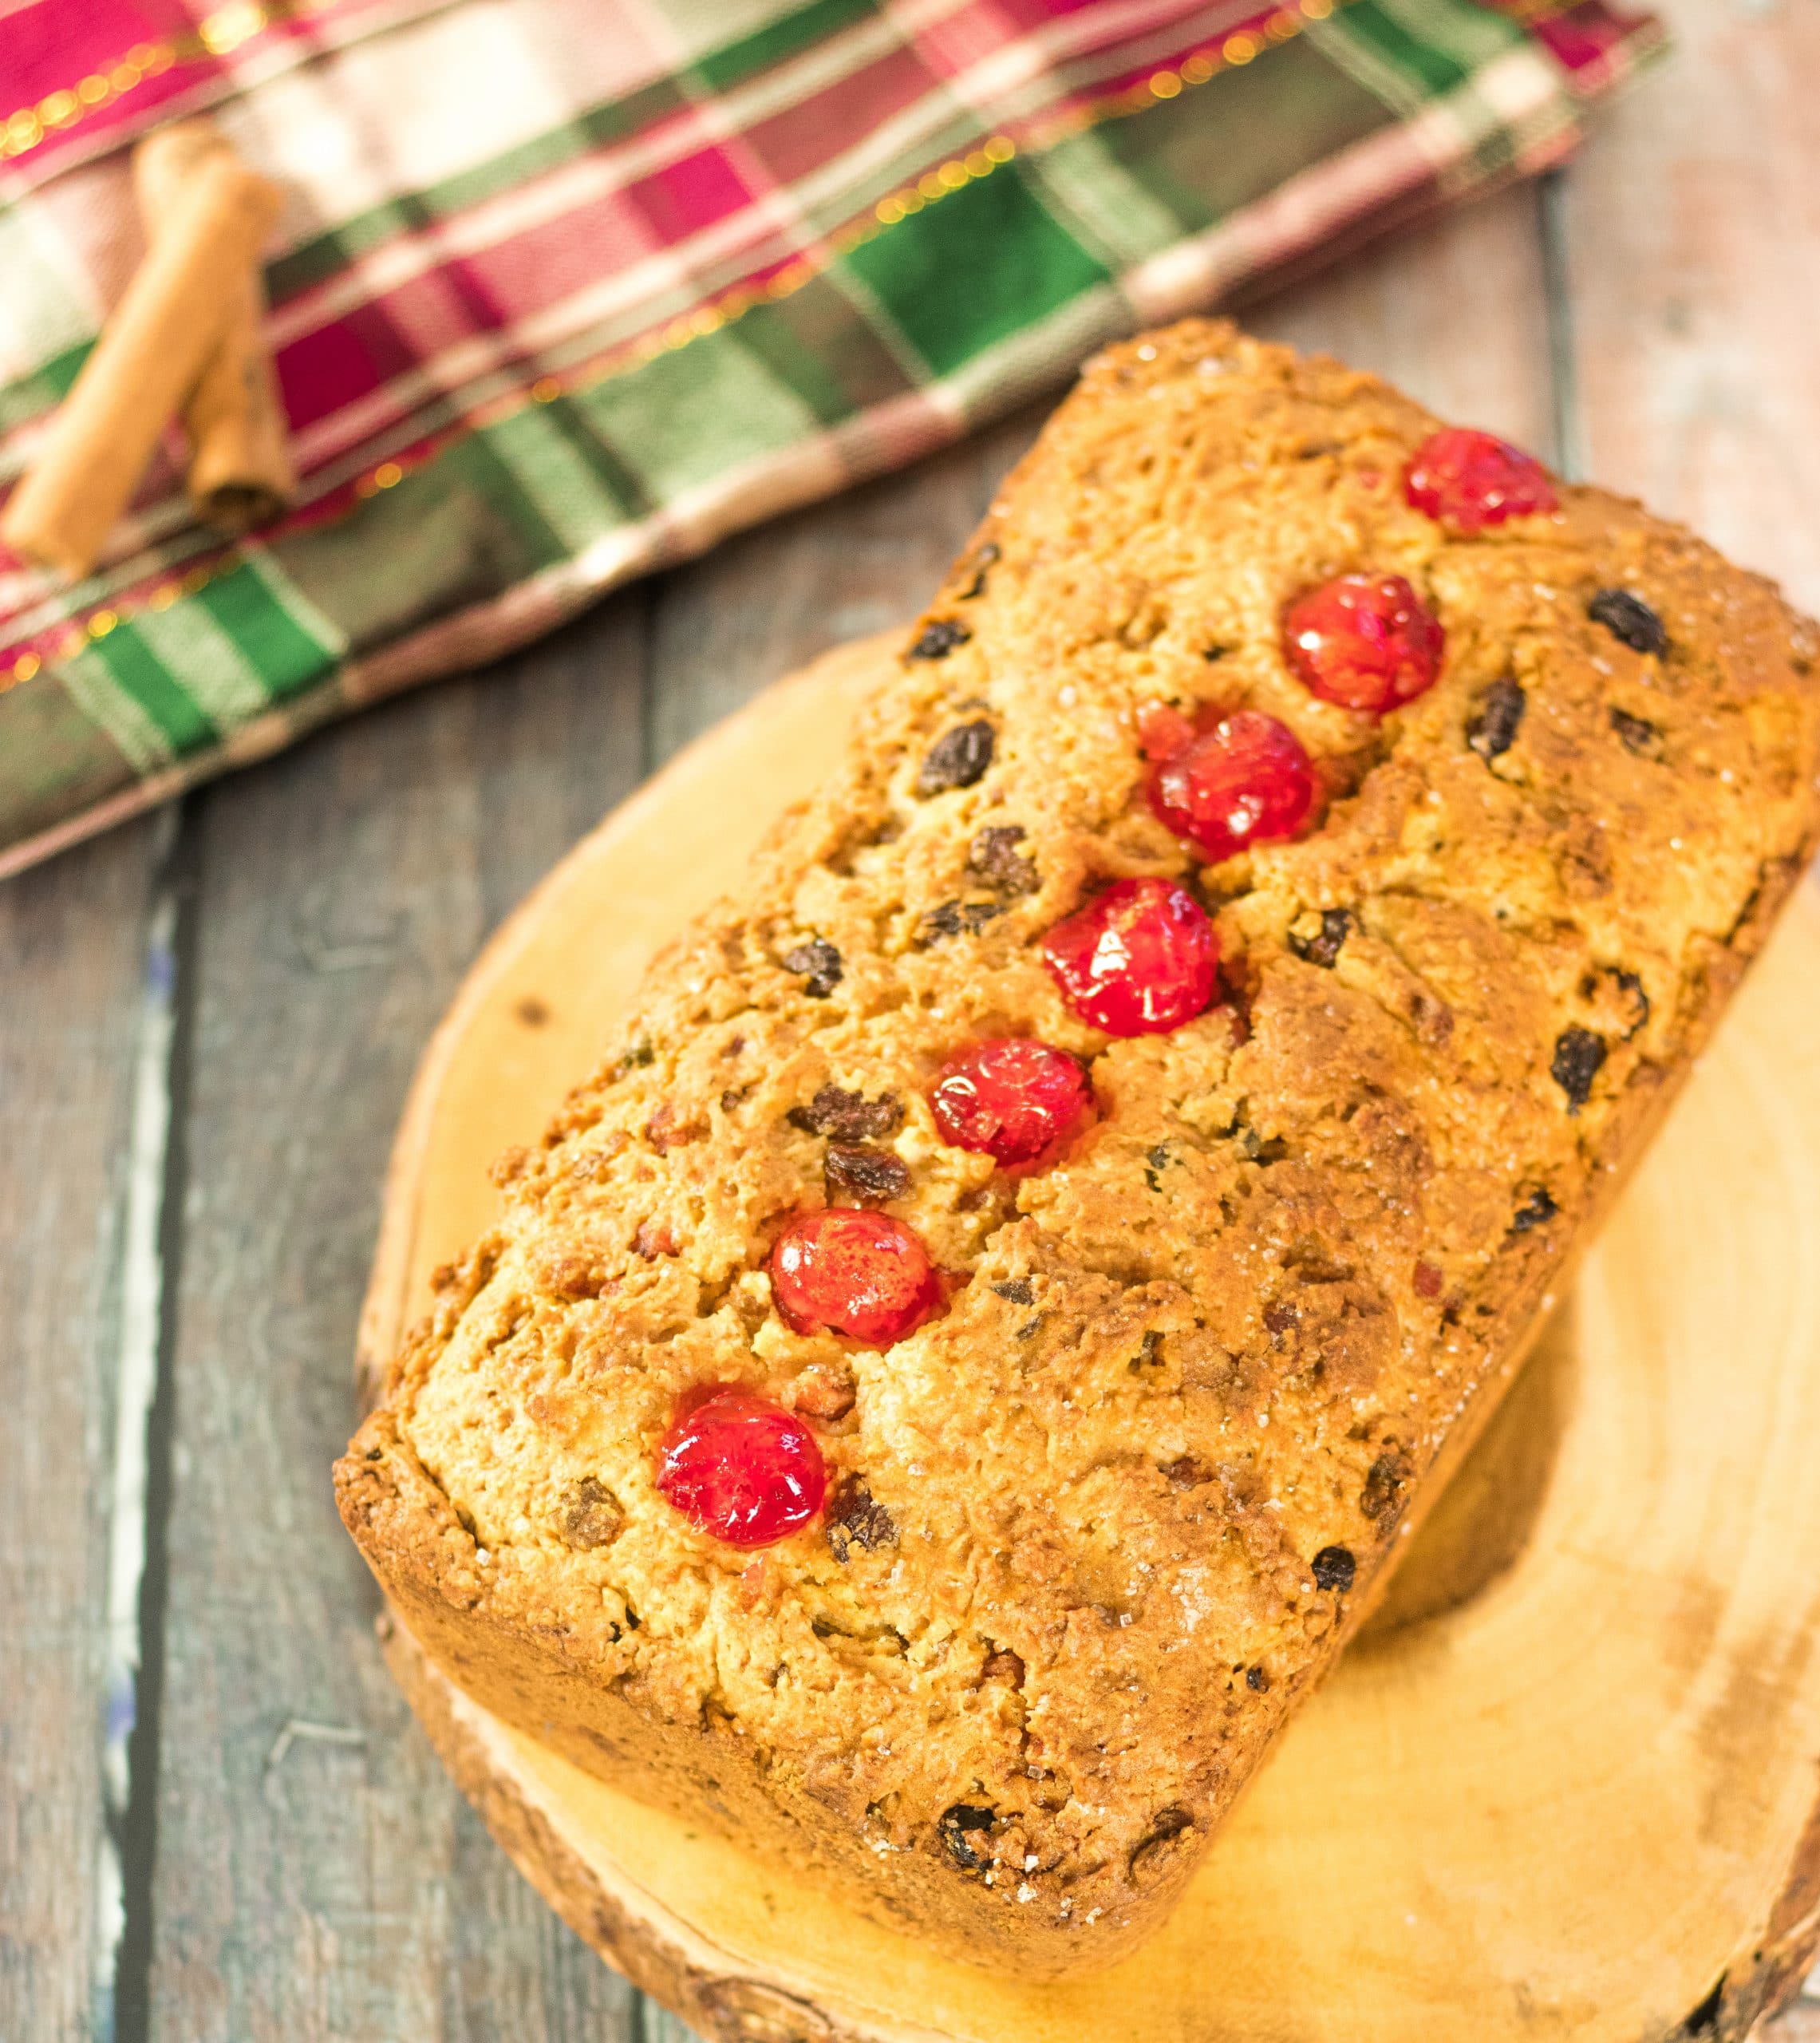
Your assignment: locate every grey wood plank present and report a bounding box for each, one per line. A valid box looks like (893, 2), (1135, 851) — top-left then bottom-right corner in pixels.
(640, 2005), (712, 2043)
(1557, 0), (1820, 614)
(141, 603), (649, 2043)
(0, 817), (164, 2043)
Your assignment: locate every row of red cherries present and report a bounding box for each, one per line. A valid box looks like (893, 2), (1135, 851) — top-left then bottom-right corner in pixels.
(656, 429), (1555, 1549)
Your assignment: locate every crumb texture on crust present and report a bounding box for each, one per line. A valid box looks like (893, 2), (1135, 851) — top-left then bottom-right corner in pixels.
(338, 319), (1820, 1971)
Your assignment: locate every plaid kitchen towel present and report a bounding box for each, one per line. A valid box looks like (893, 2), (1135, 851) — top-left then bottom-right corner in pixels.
(0, 0), (1662, 879)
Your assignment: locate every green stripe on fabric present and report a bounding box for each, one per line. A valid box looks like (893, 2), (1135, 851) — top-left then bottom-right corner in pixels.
(1328, 0), (1475, 96)
(530, 394), (658, 521)
(694, 0), (876, 93)
(82, 629), (216, 756)
(484, 402), (642, 553)
(1378, 0), (1529, 72)
(0, 207), (102, 413)
(57, 652), (176, 777)
(1019, 125), (1191, 275)
(732, 273), (920, 425)
(193, 560), (338, 707)
(841, 167), (1111, 381)
(132, 602), (278, 729)
(266, 437), (580, 657)
(432, 434), (574, 568)
(0, 339), (89, 441)
(582, 328), (821, 499)
(1049, 40), (1393, 243)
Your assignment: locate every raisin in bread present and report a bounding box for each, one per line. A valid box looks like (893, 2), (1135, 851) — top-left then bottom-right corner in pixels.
(338, 320), (1820, 1977)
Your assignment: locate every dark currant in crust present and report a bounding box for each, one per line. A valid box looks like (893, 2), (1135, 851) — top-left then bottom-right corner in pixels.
(1310, 1545), (1356, 1593)
(825, 1475), (898, 1561)
(1550, 1027), (1608, 1113)
(788, 1086), (904, 1141)
(938, 1804), (997, 1872)
(1289, 907), (1352, 969)
(1360, 1451), (1412, 1522)
(907, 618), (972, 662)
(922, 899), (1005, 942)
(781, 939), (843, 998)
(824, 1144), (911, 1204)
(1467, 677), (1526, 761)
(967, 824), (1038, 895)
(1588, 587), (1668, 657)
(1610, 705), (1663, 758)
(916, 721), (995, 795)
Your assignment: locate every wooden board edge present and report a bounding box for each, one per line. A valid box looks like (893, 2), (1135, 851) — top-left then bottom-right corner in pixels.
(1742, 1800), (1820, 2040)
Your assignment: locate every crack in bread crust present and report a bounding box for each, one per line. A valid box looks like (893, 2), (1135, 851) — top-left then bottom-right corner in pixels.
(338, 320), (1820, 1976)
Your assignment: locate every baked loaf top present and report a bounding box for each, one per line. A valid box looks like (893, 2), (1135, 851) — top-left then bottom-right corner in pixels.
(338, 320), (1820, 1974)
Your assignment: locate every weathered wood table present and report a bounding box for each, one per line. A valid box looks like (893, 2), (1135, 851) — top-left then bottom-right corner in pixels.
(5, 0), (1816, 2034)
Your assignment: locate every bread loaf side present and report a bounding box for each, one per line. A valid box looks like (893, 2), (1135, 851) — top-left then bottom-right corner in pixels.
(338, 322), (1820, 1975)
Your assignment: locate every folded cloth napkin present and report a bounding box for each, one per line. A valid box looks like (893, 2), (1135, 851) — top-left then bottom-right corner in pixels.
(0, 0), (1660, 879)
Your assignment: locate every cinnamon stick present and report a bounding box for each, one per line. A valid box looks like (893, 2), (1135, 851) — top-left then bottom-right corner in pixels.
(0, 143), (279, 579)
(134, 122), (295, 531)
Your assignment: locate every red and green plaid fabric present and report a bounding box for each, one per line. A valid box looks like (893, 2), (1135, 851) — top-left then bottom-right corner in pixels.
(0, 0), (1662, 879)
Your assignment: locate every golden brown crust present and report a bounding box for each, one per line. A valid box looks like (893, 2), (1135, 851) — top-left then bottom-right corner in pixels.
(337, 319), (1820, 1976)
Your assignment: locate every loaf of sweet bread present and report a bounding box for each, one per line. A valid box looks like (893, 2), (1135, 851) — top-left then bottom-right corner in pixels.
(338, 321), (1820, 1977)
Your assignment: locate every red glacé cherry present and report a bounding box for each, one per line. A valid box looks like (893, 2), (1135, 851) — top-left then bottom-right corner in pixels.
(930, 1039), (1090, 1167)
(657, 1389), (826, 1547)
(1283, 574), (1444, 714)
(1043, 878), (1218, 1037)
(770, 1207), (941, 1346)
(1403, 427), (1557, 534)
(1147, 708), (1317, 863)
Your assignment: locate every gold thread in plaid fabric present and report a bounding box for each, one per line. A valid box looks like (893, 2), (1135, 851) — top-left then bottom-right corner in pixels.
(0, 0), (339, 161)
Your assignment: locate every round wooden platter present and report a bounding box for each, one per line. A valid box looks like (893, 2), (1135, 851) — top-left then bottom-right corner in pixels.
(358, 635), (1820, 2043)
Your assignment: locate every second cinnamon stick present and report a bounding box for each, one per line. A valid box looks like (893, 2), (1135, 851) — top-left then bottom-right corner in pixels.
(135, 121), (295, 531)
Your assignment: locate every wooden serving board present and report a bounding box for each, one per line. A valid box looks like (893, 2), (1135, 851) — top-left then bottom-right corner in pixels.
(358, 635), (1820, 2043)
